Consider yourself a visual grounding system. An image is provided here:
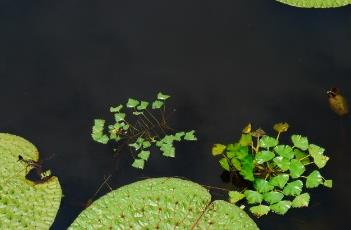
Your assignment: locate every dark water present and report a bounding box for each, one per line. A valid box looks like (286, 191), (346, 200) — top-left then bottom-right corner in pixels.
(1, 0), (351, 229)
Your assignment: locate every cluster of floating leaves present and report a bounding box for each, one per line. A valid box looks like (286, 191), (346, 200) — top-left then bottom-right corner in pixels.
(212, 122), (332, 217)
(92, 92), (197, 169)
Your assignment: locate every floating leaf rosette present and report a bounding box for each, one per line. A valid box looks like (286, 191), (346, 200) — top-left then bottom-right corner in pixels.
(0, 133), (62, 229)
(276, 0), (351, 8)
(69, 178), (258, 229)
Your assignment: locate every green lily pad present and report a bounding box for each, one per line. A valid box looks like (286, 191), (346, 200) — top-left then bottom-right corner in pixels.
(249, 205), (270, 217)
(274, 145), (294, 159)
(0, 133), (62, 230)
(126, 98), (139, 108)
(294, 149), (310, 164)
(269, 174), (289, 189)
(292, 193), (310, 208)
(229, 191), (245, 204)
(114, 112), (126, 122)
(137, 150), (150, 161)
(255, 150), (275, 164)
(263, 191), (284, 204)
(152, 100), (164, 109)
(291, 135), (309, 150)
(69, 178), (258, 229)
(259, 136), (278, 148)
(244, 190), (263, 204)
(270, 201), (292, 215)
(136, 101), (149, 110)
(306, 170), (323, 188)
(157, 92), (170, 100)
(273, 156), (290, 171)
(276, 0), (351, 8)
(323, 180), (333, 188)
(283, 180), (303, 196)
(289, 159), (305, 179)
(131, 158), (145, 169)
(254, 179), (274, 193)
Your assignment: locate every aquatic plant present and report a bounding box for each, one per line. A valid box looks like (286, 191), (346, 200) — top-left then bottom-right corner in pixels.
(92, 92), (197, 169)
(212, 123), (332, 217)
(276, 0), (351, 8)
(69, 177), (259, 229)
(327, 87), (349, 116)
(0, 133), (62, 229)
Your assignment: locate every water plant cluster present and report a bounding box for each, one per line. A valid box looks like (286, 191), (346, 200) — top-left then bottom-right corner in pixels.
(92, 92), (197, 169)
(212, 122), (332, 217)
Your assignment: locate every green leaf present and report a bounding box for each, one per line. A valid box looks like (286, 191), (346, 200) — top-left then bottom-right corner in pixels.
(231, 158), (242, 170)
(212, 144), (226, 156)
(283, 180), (303, 196)
(174, 132), (185, 141)
(308, 144), (325, 157)
(254, 179), (274, 193)
(244, 190), (263, 204)
(92, 119), (109, 144)
(291, 135), (309, 150)
(114, 112), (126, 122)
(157, 92), (170, 100)
(122, 123), (129, 130)
(270, 201), (292, 215)
(152, 100), (164, 109)
(274, 145), (294, 159)
(240, 154), (255, 182)
(137, 151), (151, 161)
(132, 111), (143, 115)
(255, 150), (275, 164)
(309, 144), (329, 168)
(219, 158), (230, 171)
(289, 159), (305, 179)
(313, 154), (330, 169)
(184, 130), (197, 141)
(160, 143), (175, 157)
(275, 0), (351, 9)
(136, 101), (149, 110)
(306, 170), (323, 188)
(129, 142), (141, 150)
(142, 141), (151, 149)
(323, 180), (333, 188)
(263, 191), (284, 204)
(269, 174), (289, 189)
(259, 136), (278, 148)
(294, 149), (310, 164)
(228, 191), (245, 204)
(273, 122), (289, 133)
(110, 105), (123, 112)
(235, 146), (249, 160)
(239, 134), (252, 146)
(292, 193), (310, 208)
(127, 98), (139, 108)
(131, 159), (145, 169)
(273, 156), (290, 171)
(249, 205), (270, 217)
(136, 137), (145, 144)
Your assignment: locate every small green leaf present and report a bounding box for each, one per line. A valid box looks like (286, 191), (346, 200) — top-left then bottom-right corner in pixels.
(136, 137), (145, 144)
(157, 92), (170, 100)
(273, 122), (289, 133)
(174, 132), (185, 141)
(226, 144), (238, 158)
(136, 101), (149, 110)
(263, 191), (284, 204)
(274, 145), (294, 159)
(255, 150), (275, 164)
(292, 193), (310, 208)
(244, 190), (263, 204)
(231, 158), (241, 170)
(308, 144), (325, 157)
(283, 180), (303, 196)
(184, 130), (197, 141)
(127, 98), (139, 108)
(273, 156), (290, 171)
(129, 142), (141, 150)
(323, 179), (333, 188)
(294, 149), (310, 164)
(142, 141), (151, 149)
(270, 200), (292, 215)
(259, 136), (278, 148)
(122, 123), (129, 130)
(110, 105), (123, 112)
(219, 158), (230, 171)
(228, 191), (245, 204)
(291, 135), (309, 150)
(131, 159), (145, 169)
(137, 151), (150, 161)
(92, 119), (109, 144)
(114, 113), (126, 122)
(269, 174), (289, 189)
(240, 154), (255, 182)
(152, 100), (164, 109)
(313, 154), (329, 169)
(289, 159), (305, 179)
(306, 170), (323, 188)
(212, 144), (226, 156)
(249, 205), (270, 217)
(235, 146), (249, 160)
(254, 179), (274, 193)
(239, 134), (252, 146)
(160, 143), (175, 157)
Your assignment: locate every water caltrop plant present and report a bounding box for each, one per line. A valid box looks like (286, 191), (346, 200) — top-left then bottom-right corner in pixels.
(212, 122), (332, 217)
(92, 92), (197, 169)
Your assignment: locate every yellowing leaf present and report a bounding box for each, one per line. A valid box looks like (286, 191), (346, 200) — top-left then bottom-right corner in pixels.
(273, 122), (289, 133)
(242, 123), (252, 134)
(212, 144), (226, 156)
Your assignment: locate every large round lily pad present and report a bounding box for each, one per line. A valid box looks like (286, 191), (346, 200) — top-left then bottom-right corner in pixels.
(276, 0), (351, 8)
(69, 177), (258, 229)
(0, 133), (62, 229)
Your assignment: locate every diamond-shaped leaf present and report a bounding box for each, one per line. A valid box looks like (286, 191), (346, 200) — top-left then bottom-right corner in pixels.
(137, 151), (151, 161)
(308, 144), (325, 157)
(323, 180), (333, 188)
(152, 100), (164, 109)
(254, 179), (274, 193)
(160, 143), (175, 157)
(228, 191), (245, 204)
(110, 105), (123, 112)
(269, 174), (289, 189)
(270, 200), (292, 215)
(292, 193), (310, 208)
(136, 101), (149, 110)
(263, 191), (284, 204)
(283, 180), (303, 196)
(219, 158), (230, 171)
(184, 130), (197, 141)
(291, 135), (309, 150)
(289, 159), (305, 179)
(249, 205), (270, 217)
(306, 170), (323, 188)
(244, 190), (263, 204)
(174, 132), (185, 141)
(259, 136), (278, 148)
(132, 159), (145, 169)
(274, 145), (294, 159)
(231, 158), (241, 170)
(273, 156), (290, 171)
(127, 98), (139, 108)
(255, 151), (275, 164)
(157, 92), (170, 100)
(114, 113), (126, 122)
